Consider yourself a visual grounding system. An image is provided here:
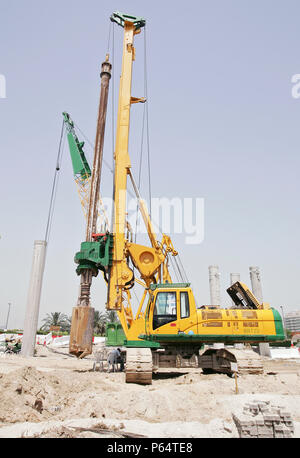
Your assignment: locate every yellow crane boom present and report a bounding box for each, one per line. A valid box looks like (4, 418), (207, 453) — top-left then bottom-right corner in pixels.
(107, 12), (177, 312)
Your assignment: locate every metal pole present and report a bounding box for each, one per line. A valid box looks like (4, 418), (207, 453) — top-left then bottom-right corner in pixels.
(21, 240), (47, 357)
(5, 302), (11, 330)
(77, 57), (112, 309)
(234, 372), (239, 394)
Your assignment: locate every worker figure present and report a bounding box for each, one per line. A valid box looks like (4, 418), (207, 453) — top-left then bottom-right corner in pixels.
(5, 337), (21, 354)
(107, 347), (124, 372)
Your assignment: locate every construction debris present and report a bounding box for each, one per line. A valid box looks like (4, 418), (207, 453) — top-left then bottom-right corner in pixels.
(232, 400), (294, 438)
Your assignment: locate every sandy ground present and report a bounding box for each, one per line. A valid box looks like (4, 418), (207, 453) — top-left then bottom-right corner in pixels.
(0, 344), (299, 438)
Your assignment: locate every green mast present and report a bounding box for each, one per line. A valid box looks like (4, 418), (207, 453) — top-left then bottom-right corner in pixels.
(62, 112), (91, 180)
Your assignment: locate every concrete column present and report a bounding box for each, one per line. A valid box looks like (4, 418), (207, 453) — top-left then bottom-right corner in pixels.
(209, 265), (220, 306)
(249, 266), (263, 303)
(230, 273), (240, 286)
(249, 266), (271, 357)
(21, 240), (47, 357)
(280, 306), (287, 339)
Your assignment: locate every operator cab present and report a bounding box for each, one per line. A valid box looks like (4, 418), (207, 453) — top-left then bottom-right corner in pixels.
(147, 283), (193, 333)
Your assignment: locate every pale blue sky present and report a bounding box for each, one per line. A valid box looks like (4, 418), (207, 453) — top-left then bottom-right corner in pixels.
(0, 0), (299, 328)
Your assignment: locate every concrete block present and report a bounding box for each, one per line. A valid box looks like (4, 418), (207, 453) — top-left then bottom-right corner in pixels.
(270, 407), (281, 414)
(257, 424), (273, 433)
(263, 414), (280, 422)
(259, 405), (269, 413)
(232, 413), (255, 427)
(249, 425), (258, 436)
(240, 424), (258, 436)
(284, 421), (294, 432)
(249, 403), (259, 413)
(257, 402), (268, 408)
(280, 412), (292, 420)
(285, 420), (294, 427)
(255, 415), (265, 426)
(274, 424), (284, 432)
(280, 414), (292, 421)
(252, 399), (270, 405)
(243, 419), (256, 426)
(280, 424), (293, 438)
(233, 402), (294, 439)
(240, 432), (252, 438)
(264, 421), (273, 429)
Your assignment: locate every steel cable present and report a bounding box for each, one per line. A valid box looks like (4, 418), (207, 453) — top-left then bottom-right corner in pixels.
(44, 120), (66, 244)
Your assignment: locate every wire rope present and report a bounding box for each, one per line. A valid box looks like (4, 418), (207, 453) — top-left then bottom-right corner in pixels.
(144, 26), (152, 219)
(73, 121), (113, 174)
(44, 120), (66, 244)
(178, 254), (189, 283)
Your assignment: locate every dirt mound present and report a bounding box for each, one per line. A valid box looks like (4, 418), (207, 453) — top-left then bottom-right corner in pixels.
(0, 351), (299, 437)
(0, 365), (234, 425)
(0, 366), (74, 424)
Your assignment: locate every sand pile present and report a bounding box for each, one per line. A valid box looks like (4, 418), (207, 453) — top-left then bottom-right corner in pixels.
(0, 366), (72, 423)
(0, 348), (299, 437)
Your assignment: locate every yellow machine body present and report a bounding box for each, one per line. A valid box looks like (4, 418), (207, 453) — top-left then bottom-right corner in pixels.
(120, 283), (284, 348)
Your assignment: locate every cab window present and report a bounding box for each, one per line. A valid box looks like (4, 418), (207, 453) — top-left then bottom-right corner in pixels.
(180, 292), (190, 318)
(153, 291), (177, 330)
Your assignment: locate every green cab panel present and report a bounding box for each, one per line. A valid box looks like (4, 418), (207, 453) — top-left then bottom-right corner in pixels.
(106, 322), (126, 347)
